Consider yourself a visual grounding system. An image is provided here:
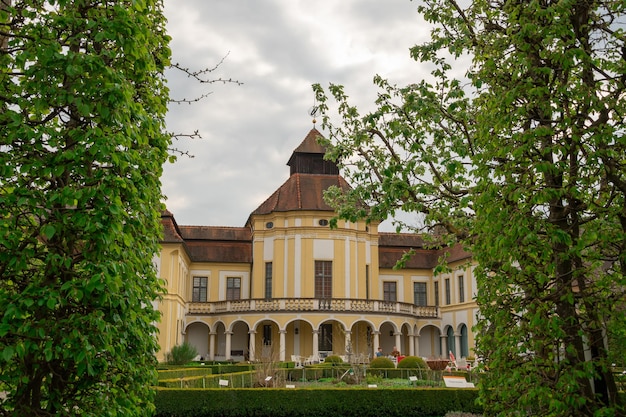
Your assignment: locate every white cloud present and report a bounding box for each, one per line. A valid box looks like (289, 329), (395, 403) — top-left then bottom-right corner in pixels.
(162, 0), (433, 230)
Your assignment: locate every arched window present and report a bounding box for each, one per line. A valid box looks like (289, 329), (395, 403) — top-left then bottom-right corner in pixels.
(447, 326), (455, 356)
(460, 324), (469, 358)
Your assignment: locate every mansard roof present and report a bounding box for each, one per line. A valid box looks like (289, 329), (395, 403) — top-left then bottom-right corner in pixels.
(178, 225), (251, 241)
(179, 225), (252, 263)
(251, 173), (351, 215)
(378, 232), (472, 269)
(160, 211), (252, 263)
(378, 232), (438, 269)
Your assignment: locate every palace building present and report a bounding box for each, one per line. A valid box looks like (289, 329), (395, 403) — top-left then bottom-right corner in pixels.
(155, 128), (478, 363)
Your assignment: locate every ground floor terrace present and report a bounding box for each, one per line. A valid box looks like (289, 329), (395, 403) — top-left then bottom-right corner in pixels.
(182, 306), (473, 364)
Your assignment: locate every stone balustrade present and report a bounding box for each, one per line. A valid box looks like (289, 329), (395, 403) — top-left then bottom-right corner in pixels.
(187, 298), (439, 318)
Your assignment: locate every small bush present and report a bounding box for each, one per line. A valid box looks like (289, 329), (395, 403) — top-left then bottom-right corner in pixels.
(366, 374), (383, 385)
(369, 356), (395, 369)
(165, 342), (198, 365)
(397, 356), (427, 369)
(324, 355), (343, 364)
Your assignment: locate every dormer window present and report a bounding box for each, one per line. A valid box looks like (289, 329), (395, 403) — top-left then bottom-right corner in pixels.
(266, 222), (274, 229)
(318, 219), (329, 226)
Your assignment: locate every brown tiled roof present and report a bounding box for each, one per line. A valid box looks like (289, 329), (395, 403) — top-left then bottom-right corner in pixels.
(444, 243), (473, 263)
(185, 239), (252, 263)
(378, 233), (425, 248)
(161, 210), (184, 243)
(379, 247), (441, 269)
(378, 233), (438, 269)
(252, 173), (351, 215)
(179, 226), (251, 241)
(160, 211), (252, 263)
(178, 226), (252, 263)
(290, 128), (325, 156)
(378, 232), (472, 269)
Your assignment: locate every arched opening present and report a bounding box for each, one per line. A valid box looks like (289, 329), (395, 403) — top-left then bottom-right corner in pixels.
(459, 324), (469, 358)
(417, 325), (443, 358)
(230, 321), (250, 361)
(253, 319), (279, 362)
(214, 322), (227, 360)
(447, 326), (456, 356)
(185, 321), (210, 360)
(348, 320), (374, 362)
(318, 319), (345, 359)
(378, 322), (397, 356)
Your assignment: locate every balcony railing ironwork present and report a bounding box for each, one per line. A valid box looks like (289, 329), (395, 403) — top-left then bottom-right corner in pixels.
(187, 298), (439, 318)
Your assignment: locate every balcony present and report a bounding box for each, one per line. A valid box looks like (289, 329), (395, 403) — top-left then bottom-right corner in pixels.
(187, 298), (439, 318)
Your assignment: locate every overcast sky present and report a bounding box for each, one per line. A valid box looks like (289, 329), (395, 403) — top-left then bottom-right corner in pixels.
(161, 0), (431, 230)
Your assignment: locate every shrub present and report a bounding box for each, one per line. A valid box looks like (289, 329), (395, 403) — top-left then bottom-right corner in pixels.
(369, 357), (395, 369)
(366, 374), (383, 385)
(324, 355), (343, 364)
(165, 342), (198, 365)
(397, 356), (427, 369)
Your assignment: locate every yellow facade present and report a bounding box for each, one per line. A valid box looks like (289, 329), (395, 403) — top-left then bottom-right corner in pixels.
(155, 128), (478, 363)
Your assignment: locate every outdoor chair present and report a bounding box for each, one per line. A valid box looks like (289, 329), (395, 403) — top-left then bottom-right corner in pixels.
(291, 355), (303, 368)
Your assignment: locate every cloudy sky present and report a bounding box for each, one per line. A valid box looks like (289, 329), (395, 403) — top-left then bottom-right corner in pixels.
(161, 0), (432, 230)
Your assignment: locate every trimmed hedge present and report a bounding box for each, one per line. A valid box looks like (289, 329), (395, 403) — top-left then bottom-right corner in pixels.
(397, 356), (428, 369)
(324, 355), (344, 364)
(369, 357), (395, 369)
(154, 387), (482, 417)
(158, 372), (256, 389)
(158, 364), (254, 380)
(158, 368), (214, 381)
(158, 365), (480, 387)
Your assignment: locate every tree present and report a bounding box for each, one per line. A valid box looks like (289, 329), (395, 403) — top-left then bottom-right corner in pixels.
(313, 0), (626, 415)
(0, 1), (170, 416)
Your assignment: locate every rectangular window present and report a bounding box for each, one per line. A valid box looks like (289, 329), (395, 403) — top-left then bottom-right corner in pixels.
(192, 276), (208, 302)
(319, 323), (333, 352)
(226, 277), (241, 300)
(265, 262), (272, 299)
(383, 281), (397, 302)
(315, 260), (332, 299)
(414, 282), (427, 306)
(445, 278), (451, 305)
(434, 281), (440, 307)
(458, 275), (465, 303)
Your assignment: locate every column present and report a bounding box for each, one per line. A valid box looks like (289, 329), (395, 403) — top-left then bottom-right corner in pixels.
(440, 334), (448, 358)
(455, 333), (461, 357)
(394, 332), (401, 353)
(248, 330), (256, 362)
(312, 330), (319, 357)
(279, 329), (286, 362)
(209, 332), (216, 361)
(224, 331), (232, 360)
(408, 333), (415, 357)
(345, 330), (352, 361)
(372, 331), (380, 357)
(414, 334), (420, 358)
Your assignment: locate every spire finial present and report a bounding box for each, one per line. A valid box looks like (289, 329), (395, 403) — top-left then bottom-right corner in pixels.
(309, 99), (320, 127)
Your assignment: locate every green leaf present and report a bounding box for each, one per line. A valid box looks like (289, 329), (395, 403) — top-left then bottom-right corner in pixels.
(2, 346), (15, 362)
(42, 224), (56, 239)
